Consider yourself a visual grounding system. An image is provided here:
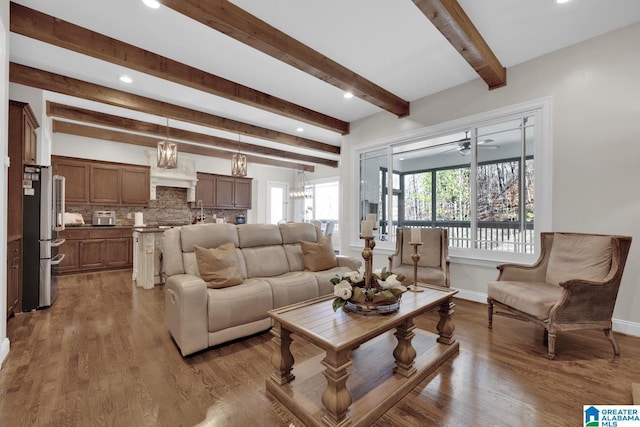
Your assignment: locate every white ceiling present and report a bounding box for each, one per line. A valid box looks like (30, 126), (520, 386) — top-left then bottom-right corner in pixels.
(9, 0), (640, 165)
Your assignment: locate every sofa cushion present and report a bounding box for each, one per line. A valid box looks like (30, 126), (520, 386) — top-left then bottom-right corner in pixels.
(181, 223), (239, 253)
(241, 245), (290, 278)
(194, 243), (243, 288)
(546, 234), (612, 286)
(237, 224), (282, 248)
(401, 228), (442, 267)
(488, 280), (563, 320)
(279, 222), (317, 244)
(300, 235), (338, 272)
(266, 272), (320, 308)
(207, 279), (273, 333)
(283, 243), (305, 272)
(312, 266), (353, 296)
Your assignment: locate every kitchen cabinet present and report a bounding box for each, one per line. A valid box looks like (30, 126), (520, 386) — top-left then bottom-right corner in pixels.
(121, 167), (150, 205)
(52, 156), (150, 206)
(8, 101), (40, 238)
(195, 173), (216, 207)
(216, 176), (252, 208)
(90, 164), (121, 205)
(9, 101), (38, 165)
(53, 158), (90, 204)
(6, 239), (21, 318)
(58, 227), (133, 274)
(195, 173), (252, 209)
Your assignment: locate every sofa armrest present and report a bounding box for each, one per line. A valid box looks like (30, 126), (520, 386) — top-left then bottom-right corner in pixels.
(165, 274), (209, 356)
(336, 255), (362, 272)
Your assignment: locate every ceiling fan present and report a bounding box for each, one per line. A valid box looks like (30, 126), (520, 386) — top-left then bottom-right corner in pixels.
(455, 132), (497, 156)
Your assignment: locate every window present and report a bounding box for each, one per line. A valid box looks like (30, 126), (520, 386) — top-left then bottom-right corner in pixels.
(355, 99), (550, 259)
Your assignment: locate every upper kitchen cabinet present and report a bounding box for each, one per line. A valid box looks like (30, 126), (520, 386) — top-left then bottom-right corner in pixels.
(91, 164), (121, 205)
(52, 158), (90, 204)
(216, 176), (252, 209)
(121, 168), (150, 205)
(195, 173), (216, 208)
(9, 101), (39, 165)
(52, 156), (150, 206)
(195, 173), (252, 209)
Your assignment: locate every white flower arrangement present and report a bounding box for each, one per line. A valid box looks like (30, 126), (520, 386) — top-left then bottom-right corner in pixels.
(330, 268), (410, 312)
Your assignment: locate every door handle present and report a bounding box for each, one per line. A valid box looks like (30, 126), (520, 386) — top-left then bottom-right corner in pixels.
(51, 253), (66, 265)
(51, 238), (66, 247)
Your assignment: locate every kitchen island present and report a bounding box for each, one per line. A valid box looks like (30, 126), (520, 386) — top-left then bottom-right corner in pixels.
(133, 225), (184, 289)
(58, 226), (134, 274)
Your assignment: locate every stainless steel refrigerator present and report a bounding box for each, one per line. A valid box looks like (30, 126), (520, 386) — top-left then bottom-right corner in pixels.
(22, 165), (66, 311)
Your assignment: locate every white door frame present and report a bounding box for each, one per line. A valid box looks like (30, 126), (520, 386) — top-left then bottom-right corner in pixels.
(266, 181), (289, 224)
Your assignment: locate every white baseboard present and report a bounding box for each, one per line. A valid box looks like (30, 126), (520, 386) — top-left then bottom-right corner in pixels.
(452, 288), (640, 338)
(0, 338), (9, 368)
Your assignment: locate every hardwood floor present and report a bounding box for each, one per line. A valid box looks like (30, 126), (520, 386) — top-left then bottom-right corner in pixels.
(1, 270), (638, 426)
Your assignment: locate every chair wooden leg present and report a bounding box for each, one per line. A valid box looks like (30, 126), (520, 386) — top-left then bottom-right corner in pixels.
(604, 328), (620, 356)
(547, 330), (557, 360)
(487, 299), (494, 329)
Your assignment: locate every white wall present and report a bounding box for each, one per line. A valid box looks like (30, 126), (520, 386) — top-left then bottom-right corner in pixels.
(0, 0), (11, 367)
(341, 22), (640, 334)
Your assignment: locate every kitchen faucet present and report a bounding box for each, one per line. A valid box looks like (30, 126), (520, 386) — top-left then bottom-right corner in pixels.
(197, 199), (204, 224)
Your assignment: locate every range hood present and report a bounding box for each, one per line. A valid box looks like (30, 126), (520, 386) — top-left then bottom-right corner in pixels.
(146, 150), (197, 202)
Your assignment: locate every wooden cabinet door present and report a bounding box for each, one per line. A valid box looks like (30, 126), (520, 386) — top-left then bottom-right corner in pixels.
(195, 173), (215, 207)
(53, 159), (90, 204)
(90, 165), (121, 204)
(58, 239), (81, 273)
(7, 240), (21, 318)
(79, 239), (105, 269)
(23, 109), (38, 165)
(105, 238), (130, 267)
(215, 176), (235, 208)
(234, 178), (252, 209)
(121, 167), (149, 206)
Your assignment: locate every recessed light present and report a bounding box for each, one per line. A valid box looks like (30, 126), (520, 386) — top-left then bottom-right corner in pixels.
(344, 92), (354, 99)
(142, 0), (160, 9)
(556, 0), (571, 3)
(296, 127), (304, 132)
(119, 75), (133, 84)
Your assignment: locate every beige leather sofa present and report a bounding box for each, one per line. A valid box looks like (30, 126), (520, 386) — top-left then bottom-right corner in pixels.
(162, 222), (361, 356)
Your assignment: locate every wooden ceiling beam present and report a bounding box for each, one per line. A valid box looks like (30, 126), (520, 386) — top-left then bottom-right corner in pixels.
(47, 102), (338, 168)
(10, 62), (340, 155)
(157, 0), (410, 118)
(52, 120), (315, 172)
(10, 2), (349, 135)
(412, 0), (506, 89)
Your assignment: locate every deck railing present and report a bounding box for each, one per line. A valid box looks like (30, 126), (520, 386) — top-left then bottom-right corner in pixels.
(393, 220), (535, 254)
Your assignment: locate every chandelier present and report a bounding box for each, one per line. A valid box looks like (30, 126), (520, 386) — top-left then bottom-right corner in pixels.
(231, 135), (247, 177)
(290, 169), (312, 199)
(157, 118), (178, 169)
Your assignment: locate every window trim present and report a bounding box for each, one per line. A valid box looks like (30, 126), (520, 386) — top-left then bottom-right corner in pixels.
(350, 97), (553, 264)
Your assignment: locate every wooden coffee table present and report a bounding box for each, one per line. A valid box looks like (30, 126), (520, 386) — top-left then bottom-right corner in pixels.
(266, 283), (459, 427)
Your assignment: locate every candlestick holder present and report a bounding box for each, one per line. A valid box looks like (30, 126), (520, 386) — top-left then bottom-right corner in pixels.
(409, 242), (423, 292)
(360, 235), (375, 290)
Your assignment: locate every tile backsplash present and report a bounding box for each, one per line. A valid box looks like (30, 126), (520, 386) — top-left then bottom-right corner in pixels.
(65, 187), (247, 226)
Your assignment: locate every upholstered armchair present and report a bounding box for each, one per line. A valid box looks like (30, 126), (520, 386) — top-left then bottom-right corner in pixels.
(388, 227), (450, 287)
(487, 232), (632, 359)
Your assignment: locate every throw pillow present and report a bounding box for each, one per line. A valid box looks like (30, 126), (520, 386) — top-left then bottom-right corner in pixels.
(194, 243), (243, 288)
(300, 235), (338, 272)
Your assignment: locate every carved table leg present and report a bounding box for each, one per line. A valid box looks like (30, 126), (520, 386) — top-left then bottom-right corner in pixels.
(393, 318), (417, 377)
(269, 321), (295, 385)
(321, 349), (353, 427)
(437, 298), (456, 345)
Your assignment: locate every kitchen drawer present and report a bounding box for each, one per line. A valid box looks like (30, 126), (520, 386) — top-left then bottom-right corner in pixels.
(90, 228), (126, 239)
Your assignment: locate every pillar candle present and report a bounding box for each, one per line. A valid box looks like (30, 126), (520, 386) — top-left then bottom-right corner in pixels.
(366, 213), (377, 227)
(411, 228), (422, 244)
(361, 220), (374, 238)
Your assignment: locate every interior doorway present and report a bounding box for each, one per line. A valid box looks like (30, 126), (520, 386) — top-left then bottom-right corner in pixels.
(266, 181), (289, 224)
